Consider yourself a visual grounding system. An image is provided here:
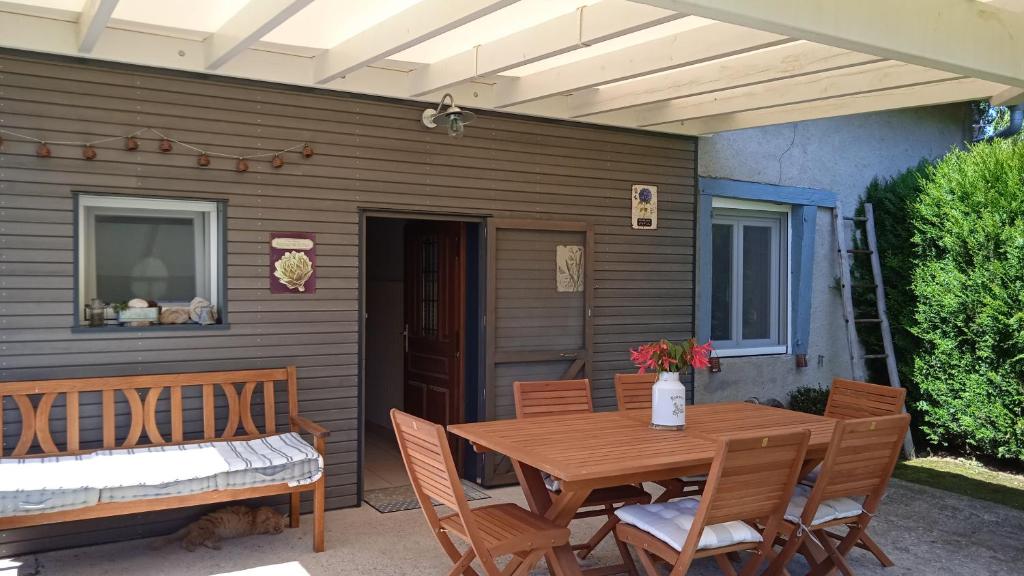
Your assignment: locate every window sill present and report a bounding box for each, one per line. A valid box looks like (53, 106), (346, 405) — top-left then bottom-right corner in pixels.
(71, 323), (230, 334)
(714, 346), (787, 358)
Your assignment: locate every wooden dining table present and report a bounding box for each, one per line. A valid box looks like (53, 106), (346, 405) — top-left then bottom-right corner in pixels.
(448, 402), (836, 576)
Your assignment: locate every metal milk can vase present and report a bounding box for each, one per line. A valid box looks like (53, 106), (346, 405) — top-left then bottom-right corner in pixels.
(651, 371), (687, 430)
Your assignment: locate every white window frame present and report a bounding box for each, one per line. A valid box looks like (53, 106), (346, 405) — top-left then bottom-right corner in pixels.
(710, 197), (791, 357)
(77, 194), (221, 322)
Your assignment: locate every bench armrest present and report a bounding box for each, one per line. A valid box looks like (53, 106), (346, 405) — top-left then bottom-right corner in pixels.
(290, 415), (330, 439)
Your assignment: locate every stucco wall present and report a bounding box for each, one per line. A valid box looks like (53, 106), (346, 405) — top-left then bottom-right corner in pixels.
(695, 104), (970, 404)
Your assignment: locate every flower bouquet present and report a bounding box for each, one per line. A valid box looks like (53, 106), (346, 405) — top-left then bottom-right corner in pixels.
(630, 338), (713, 430)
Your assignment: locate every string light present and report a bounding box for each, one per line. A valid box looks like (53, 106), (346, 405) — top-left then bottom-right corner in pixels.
(0, 127), (314, 170)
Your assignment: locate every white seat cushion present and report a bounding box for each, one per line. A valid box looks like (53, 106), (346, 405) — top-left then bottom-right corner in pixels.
(784, 484), (863, 526)
(680, 475), (707, 483)
(616, 497), (763, 552)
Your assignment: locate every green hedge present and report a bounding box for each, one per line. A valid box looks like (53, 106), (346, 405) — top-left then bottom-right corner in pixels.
(912, 138), (1024, 460)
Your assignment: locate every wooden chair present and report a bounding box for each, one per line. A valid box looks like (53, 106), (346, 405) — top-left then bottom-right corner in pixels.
(391, 409), (569, 576)
(810, 378), (907, 567)
(615, 429), (811, 576)
(513, 379), (650, 572)
(614, 373), (707, 502)
(825, 378), (907, 420)
(766, 413), (911, 576)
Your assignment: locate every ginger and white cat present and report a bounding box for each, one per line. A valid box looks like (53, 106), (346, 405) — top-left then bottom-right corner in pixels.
(154, 505), (286, 551)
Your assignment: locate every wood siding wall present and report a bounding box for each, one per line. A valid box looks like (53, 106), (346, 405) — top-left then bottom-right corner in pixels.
(0, 53), (696, 554)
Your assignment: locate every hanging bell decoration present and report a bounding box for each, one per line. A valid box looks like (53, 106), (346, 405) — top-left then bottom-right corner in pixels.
(125, 136), (139, 151)
(36, 142), (51, 157)
(197, 153), (211, 167)
(159, 138), (173, 152)
(236, 158), (249, 172)
(302, 143), (314, 158)
(271, 154), (285, 169)
(82, 145), (97, 160)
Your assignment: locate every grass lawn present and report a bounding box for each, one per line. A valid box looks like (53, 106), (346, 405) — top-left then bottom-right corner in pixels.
(894, 456), (1024, 512)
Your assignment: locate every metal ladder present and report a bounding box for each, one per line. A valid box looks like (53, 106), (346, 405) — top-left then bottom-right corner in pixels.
(834, 201), (916, 458)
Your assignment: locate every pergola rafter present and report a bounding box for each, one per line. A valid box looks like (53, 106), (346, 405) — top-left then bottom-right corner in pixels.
(0, 0), (1016, 135)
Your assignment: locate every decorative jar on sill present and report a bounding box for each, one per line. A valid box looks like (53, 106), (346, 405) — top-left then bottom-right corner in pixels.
(629, 338), (714, 432)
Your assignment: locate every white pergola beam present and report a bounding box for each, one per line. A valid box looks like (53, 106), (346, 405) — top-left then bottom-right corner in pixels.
(407, 0), (683, 97)
(205, 0), (313, 70)
(992, 86), (1024, 106)
(77, 0), (118, 54)
(981, 0), (1024, 12)
(632, 0), (1024, 88)
(662, 78), (1006, 135)
(630, 61), (958, 127)
(494, 21), (788, 108)
(313, 0), (517, 85)
(567, 41), (880, 118)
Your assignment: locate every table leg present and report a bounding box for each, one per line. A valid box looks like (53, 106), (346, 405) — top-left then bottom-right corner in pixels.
(512, 460), (591, 576)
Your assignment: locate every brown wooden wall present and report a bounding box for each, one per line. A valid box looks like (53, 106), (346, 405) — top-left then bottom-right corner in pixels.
(0, 52), (696, 554)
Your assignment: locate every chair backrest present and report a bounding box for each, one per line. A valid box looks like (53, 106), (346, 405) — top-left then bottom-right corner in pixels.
(809, 413), (910, 516)
(614, 373), (656, 411)
(825, 378), (906, 420)
(390, 409), (473, 526)
(513, 379), (593, 418)
(0, 367), (299, 457)
(698, 429), (811, 528)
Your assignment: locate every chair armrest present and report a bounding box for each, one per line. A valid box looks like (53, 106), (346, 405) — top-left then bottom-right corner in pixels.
(290, 415), (330, 439)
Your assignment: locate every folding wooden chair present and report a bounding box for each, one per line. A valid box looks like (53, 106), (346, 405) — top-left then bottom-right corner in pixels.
(391, 409), (570, 576)
(514, 379), (650, 572)
(807, 378), (907, 567)
(614, 373), (707, 502)
(615, 429), (811, 576)
(766, 413), (911, 576)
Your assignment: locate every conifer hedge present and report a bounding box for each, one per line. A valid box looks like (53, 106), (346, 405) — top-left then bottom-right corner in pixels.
(911, 138), (1024, 459)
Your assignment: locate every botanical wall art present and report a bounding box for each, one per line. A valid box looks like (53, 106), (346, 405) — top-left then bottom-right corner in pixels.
(631, 184), (658, 229)
(556, 245), (584, 293)
(270, 232), (317, 294)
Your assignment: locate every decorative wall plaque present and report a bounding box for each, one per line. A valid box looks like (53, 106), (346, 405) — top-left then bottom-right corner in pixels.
(631, 184), (658, 230)
(556, 245), (584, 293)
(270, 232), (316, 294)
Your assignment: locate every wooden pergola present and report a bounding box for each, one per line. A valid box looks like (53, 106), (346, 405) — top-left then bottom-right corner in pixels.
(0, 0), (1021, 135)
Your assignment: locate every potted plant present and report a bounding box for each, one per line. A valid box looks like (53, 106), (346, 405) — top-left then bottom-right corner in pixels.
(630, 338), (713, 430)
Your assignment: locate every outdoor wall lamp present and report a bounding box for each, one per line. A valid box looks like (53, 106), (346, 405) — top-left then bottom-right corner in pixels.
(422, 93), (476, 138)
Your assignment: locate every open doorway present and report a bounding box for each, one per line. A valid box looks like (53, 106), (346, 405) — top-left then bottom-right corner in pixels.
(362, 215), (480, 493)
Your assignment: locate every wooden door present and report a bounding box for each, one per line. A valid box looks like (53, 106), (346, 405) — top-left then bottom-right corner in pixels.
(404, 221), (465, 440)
(483, 219), (594, 486)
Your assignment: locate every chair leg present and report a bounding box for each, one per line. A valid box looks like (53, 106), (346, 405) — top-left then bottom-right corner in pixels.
(807, 531), (856, 576)
(436, 532), (481, 576)
(765, 526), (804, 576)
(577, 505), (615, 559)
(313, 480), (326, 552)
(714, 554), (738, 576)
(634, 546), (661, 576)
(289, 492), (300, 528)
(508, 549), (547, 576)
(855, 530), (894, 567)
(448, 550), (478, 576)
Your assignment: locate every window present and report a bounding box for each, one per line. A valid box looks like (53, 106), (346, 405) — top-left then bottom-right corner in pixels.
(77, 194), (223, 324)
(710, 205), (788, 354)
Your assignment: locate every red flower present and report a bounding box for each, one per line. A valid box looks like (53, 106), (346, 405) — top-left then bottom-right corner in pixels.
(690, 341), (714, 370)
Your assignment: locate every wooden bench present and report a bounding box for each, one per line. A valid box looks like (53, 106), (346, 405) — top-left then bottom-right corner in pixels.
(0, 366), (329, 552)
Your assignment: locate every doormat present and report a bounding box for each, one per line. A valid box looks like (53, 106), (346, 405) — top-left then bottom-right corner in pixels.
(364, 480), (490, 514)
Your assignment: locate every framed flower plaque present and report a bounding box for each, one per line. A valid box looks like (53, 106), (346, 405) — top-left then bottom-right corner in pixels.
(270, 232), (316, 294)
(631, 184), (658, 230)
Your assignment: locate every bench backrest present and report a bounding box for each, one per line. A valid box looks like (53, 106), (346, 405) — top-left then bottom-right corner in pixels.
(0, 366), (298, 458)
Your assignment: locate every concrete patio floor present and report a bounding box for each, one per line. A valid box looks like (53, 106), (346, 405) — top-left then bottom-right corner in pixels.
(11, 478), (1024, 576)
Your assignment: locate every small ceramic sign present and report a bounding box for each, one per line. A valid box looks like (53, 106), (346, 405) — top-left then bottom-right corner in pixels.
(631, 184), (658, 229)
(270, 232), (316, 294)
(556, 245), (584, 293)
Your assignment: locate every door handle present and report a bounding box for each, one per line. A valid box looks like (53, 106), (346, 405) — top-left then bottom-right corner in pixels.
(402, 324), (409, 353)
(559, 352), (578, 359)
